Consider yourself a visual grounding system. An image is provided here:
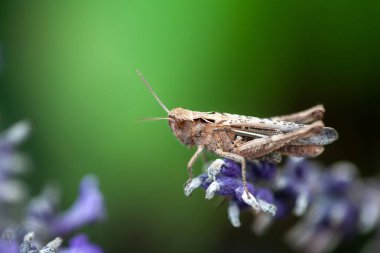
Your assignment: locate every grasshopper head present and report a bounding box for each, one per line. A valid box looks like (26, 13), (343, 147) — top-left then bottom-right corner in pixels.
(136, 71), (196, 146)
(168, 107), (195, 145)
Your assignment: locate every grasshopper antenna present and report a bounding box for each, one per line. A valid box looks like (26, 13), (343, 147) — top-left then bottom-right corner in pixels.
(139, 117), (175, 123)
(136, 69), (169, 114)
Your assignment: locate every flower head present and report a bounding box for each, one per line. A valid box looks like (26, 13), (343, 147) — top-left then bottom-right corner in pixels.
(0, 121), (106, 253)
(52, 176), (106, 236)
(185, 156), (380, 253)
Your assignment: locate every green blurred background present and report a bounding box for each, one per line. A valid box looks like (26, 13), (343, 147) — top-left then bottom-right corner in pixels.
(1, 1), (380, 252)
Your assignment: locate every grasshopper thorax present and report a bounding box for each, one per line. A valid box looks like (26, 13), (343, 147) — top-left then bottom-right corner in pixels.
(169, 107), (194, 121)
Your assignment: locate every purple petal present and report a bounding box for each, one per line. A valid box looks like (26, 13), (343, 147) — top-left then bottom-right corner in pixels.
(0, 239), (18, 253)
(251, 161), (276, 180)
(255, 188), (274, 203)
(323, 163), (357, 195)
(52, 176), (105, 235)
(217, 177), (244, 196)
(284, 158), (309, 182)
(221, 159), (241, 178)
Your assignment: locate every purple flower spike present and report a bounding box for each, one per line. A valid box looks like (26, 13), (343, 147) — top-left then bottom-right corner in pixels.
(52, 176), (105, 236)
(0, 121), (105, 253)
(60, 235), (103, 253)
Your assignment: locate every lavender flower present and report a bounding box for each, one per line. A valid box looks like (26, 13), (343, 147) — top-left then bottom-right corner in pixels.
(286, 162), (380, 253)
(185, 156), (380, 253)
(185, 158), (278, 228)
(52, 176), (105, 235)
(0, 121), (106, 253)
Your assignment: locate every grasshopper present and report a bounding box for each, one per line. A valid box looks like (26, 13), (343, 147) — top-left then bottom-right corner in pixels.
(137, 70), (338, 196)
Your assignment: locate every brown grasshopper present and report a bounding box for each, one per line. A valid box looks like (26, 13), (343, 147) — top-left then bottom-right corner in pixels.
(137, 70), (338, 196)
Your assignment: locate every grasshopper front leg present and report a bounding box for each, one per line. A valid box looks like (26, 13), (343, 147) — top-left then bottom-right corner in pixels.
(185, 145), (204, 184)
(271, 105), (325, 124)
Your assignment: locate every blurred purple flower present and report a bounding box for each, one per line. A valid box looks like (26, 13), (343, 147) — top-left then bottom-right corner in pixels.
(185, 156), (380, 253)
(0, 237), (18, 253)
(52, 176), (105, 236)
(185, 158), (278, 228)
(285, 162), (380, 253)
(251, 161), (277, 181)
(0, 121), (105, 253)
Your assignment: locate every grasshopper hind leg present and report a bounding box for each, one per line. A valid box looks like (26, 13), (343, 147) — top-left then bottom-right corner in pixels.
(237, 121), (324, 160)
(271, 104), (325, 124)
